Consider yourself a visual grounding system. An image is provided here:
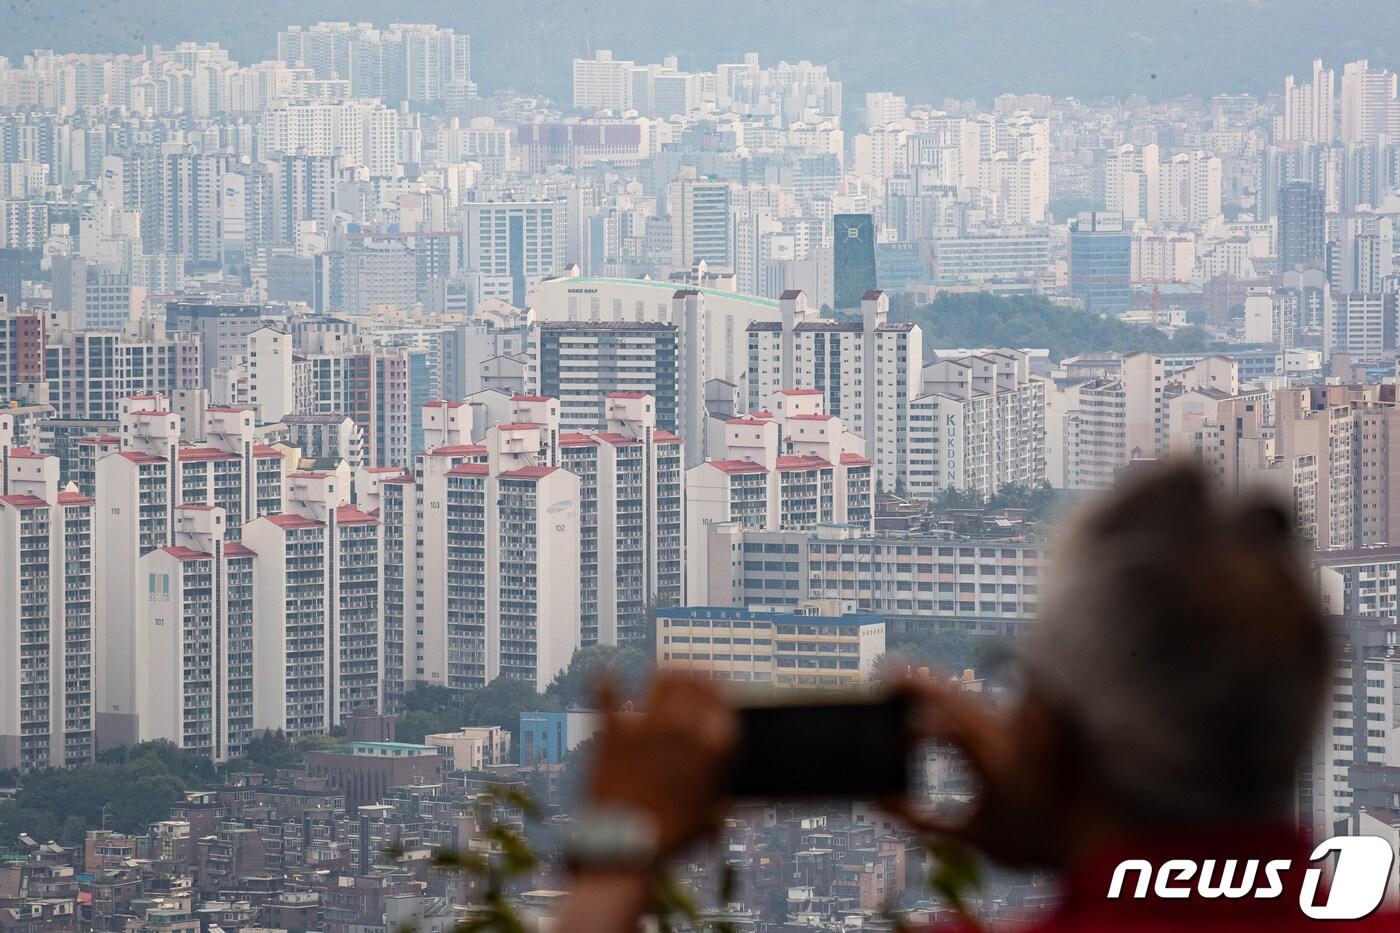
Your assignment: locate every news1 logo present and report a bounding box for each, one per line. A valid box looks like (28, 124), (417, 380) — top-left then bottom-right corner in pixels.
(1108, 836), (1395, 920)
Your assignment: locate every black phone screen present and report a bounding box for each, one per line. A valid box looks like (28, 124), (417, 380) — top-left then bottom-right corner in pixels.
(726, 694), (912, 799)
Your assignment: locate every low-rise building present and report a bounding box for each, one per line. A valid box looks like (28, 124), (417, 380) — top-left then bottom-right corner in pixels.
(657, 602), (884, 688)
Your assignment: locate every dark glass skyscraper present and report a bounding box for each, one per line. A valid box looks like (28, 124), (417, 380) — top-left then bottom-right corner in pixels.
(1277, 179), (1326, 272)
(0, 248), (31, 311)
(833, 213), (877, 311)
(1068, 211), (1131, 314)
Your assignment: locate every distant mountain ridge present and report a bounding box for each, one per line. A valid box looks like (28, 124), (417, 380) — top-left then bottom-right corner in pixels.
(8, 0), (1400, 107)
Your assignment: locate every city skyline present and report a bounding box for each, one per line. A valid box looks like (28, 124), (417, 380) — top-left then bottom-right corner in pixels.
(4, 3), (1400, 929)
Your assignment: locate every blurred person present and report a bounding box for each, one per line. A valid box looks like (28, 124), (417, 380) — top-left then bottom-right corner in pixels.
(560, 465), (1393, 931)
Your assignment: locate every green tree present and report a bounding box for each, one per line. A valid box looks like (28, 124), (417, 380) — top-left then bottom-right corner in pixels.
(395, 707), (465, 744)
(875, 629), (1004, 681)
(545, 644), (654, 708)
(553, 736), (596, 810)
(0, 741), (218, 848)
(892, 292), (1217, 362)
(465, 677), (557, 732)
(402, 685), (459, 713)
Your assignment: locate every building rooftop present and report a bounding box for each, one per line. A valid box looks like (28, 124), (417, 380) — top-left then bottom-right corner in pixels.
(265, 514), (322, 530)
(178, 447), (241, 462)
(544, 276), (779, 310)
(708, 459), (768, 475)
(0, 494), (47, 508)
(160, 545), (211, 562)
(427, 444), (487, 458)
(499, 465), (558, 479)
(335, 505), (378, 525)
(776, 455), (833, 471)
(117, 451), (167, 465)
(324, 741), (439, 758)
(538, 320), (679, 331)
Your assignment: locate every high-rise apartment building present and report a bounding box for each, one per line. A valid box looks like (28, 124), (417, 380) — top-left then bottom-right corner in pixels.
(0, 449), (95, 771)
(572, 50), (636, 112)
(244, 470), (382, 738)
(93, 399), (286, 751)
(686, 388), (873, 599)
(162, 151), (229, 266)
(260, 99), (400, 177)
(1274, 384), (1400, 551)
(1282, 59), (1336, 145)
(45, 329), (201, 420)
(267, 154), (339, 246)
(746, 290), (921, 491)
(50, 254), (144, 331)
(166, 302), (266, 390)
(531, 275), (786, 463)
(278, 22), (471, 105)
(419, 422), (581, 692)
(1157, 151), (1222, 225)
(907, 351), (1047, 499)
(1048, 353), (1238, 490)
(1340, 60), (1397, 144)
(136, 504), (255, 761)
(669, 170), (731, 272)
(537, 322), (679, 433)
(461, 199), (566, 308)
(1278, 180), (1326, 272)
(415, 392), (677, 690)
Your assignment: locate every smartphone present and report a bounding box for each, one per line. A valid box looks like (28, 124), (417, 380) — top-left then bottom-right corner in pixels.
(726, 693), (913, 799)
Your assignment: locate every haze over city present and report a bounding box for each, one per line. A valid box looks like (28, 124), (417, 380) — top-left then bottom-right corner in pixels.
(2, 1), (1400, 930)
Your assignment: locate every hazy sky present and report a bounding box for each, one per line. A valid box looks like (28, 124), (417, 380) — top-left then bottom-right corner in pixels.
(10, 0), (1400, 104)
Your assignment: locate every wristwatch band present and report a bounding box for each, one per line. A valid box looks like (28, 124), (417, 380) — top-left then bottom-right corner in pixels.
(564, 805), (662, 871)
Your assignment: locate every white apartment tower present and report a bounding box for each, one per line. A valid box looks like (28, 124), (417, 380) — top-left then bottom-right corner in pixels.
(669, 169), (732, 272)
(419, 412), (582, 692)
(573, 50), (636, 112)
(1282, 59), (1336, 145)
(907, 351), (1047, 499)
(461, 198), (567, 307)
(136, 504), (256, 761)
(0, 450), (95, 771)
(1341, 60), (1398, 144)
(243, 470), (383, 737)
(747, 290), (922, 492)
(685, 389), (874, 602)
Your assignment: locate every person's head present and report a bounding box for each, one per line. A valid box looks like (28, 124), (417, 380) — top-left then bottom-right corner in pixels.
(1003, 463), (1329, 861)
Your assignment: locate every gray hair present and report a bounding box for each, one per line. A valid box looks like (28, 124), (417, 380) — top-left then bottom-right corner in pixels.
(1024, 463), (1329, 824)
